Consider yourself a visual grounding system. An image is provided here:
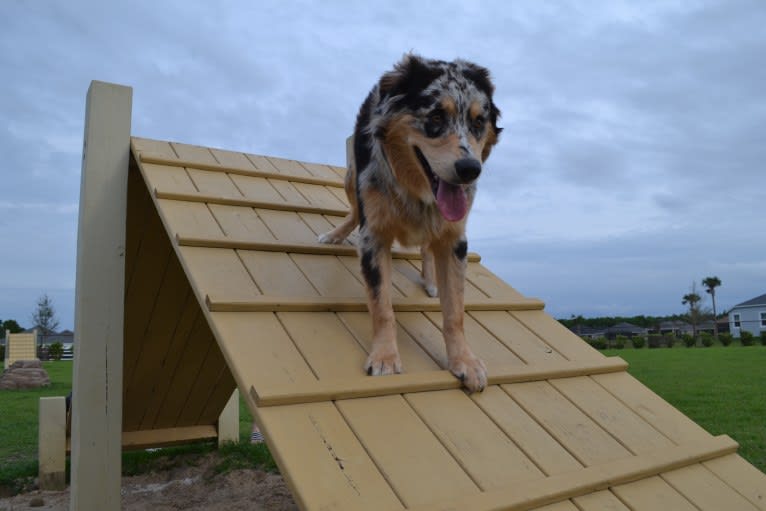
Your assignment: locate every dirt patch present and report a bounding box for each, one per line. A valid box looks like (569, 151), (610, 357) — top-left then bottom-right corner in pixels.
(0, 452), (298, 511)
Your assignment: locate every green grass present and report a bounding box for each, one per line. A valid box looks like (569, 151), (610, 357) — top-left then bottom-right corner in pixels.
(604, 346), (766, 472)
(2, 348), (765, 493)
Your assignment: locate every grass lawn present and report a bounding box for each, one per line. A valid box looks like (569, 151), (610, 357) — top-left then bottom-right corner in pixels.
(604, 346), (766, 472)
(2, 347), (765, 491)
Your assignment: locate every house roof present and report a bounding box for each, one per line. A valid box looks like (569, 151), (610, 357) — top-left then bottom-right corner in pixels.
(127, 136), (766, 510)
(733, 293), (766, 309)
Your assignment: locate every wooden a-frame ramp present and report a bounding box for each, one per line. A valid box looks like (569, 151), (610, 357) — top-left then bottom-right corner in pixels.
(70, 81), (766, 510)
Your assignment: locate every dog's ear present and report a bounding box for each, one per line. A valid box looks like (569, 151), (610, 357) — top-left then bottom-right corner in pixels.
(378, 54), (442, 103)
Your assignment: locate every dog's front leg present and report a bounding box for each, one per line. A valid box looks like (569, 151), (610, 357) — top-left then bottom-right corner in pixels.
(360, 236), (401, 375)
(433, 238), (487, 392)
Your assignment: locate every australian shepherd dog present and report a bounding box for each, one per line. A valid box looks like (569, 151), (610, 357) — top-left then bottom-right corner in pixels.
(319, 54), (502, 392)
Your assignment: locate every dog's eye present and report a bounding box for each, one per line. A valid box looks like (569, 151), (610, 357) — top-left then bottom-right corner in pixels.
(425, 111), (446, 137)
(472, 116), (485, 132)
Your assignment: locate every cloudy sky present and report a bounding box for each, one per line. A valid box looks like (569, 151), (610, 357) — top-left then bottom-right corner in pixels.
(1, 1), (764, 330)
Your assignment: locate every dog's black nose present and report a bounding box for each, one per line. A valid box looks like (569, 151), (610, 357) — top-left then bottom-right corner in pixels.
(455, 158), (482, 183)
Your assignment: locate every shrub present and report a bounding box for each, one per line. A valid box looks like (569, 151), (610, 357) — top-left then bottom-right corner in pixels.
(700, 333), (714, 347)
(682, 334), (696, 347)
(719, 333), (733, 346)
(0, 343), (4, 360)
(631, 336), (646, 349)
(614, 335), (627, 349)
(48, 342), (64, 360)
(647, 334), (662, 349)
(589, 337), (607, 350)
(664, 334), (676, 348)
(761, 331), (766, 346)
(740, 331), (754, 346)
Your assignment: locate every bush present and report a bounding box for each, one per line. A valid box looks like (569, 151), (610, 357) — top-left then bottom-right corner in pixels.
(719, 333), (733, 346)
(631, 336), (646, 349)
(664, 334), (676, 348)
(613, 335), (627, 349)
(740, 331), (755, 346)
(589, 337), (607, 350)
(700, 333), (714, 347)
(682, 334), (696, 347)
(761, 331), (766, 346)
(647, 334), (662, 349)
(48, 342), (64, 360)
(0, 343), (4, 360)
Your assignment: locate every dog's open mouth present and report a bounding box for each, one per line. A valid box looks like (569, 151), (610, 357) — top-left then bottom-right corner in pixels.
(414, 146), (468, 222)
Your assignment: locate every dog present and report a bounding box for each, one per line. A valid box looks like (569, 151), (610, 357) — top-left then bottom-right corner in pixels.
(319, 54), (502, 392)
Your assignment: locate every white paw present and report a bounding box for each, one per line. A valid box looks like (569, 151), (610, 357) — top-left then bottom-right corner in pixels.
(425, 284), (438, 297)
(318, 232), (342, 244)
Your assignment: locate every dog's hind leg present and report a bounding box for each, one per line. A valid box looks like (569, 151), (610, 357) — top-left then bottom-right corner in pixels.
(432, 238), (487, 392)
(318, 211), (358, 244)
(421, 246), (438, 297)
(359, 238), (402, 376)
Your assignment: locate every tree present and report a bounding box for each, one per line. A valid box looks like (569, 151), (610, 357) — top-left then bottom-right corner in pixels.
(702, 276), (722, 338)
(48, 342), (64, 361)
(30, 294), (59, 335)
(2, 319), (24, 334)
(682, 283), (703, 338)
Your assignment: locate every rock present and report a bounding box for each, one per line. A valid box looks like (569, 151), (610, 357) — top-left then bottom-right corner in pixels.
(29, 496), (45, 507)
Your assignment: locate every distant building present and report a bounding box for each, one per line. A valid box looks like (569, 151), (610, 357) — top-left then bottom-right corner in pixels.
(568, 325), (606, 340)
(605, 322), (647, 340)
(729, 293), (766, 338)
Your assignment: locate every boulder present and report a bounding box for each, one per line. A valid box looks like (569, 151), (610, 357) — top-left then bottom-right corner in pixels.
(0, 360), (51, 390)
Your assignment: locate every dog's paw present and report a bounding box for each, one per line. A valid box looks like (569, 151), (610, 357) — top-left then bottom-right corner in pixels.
(449, 353), (487, 393)
(364, 346), (402, 376)
(318, 232), (343, 244)
(424, 283), (438, 297)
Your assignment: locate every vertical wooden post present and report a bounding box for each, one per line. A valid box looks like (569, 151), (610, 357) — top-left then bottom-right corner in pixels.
(70, 81), (132, 511)
(39, 396), (67, 490)
(3, 329), (8, 369)
(218, 389), (240, 446)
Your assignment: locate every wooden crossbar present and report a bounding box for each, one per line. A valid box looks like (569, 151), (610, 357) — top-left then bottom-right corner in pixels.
(176, 233), (482, 263)
(251, 357), (629, 407)
(411, 435), (739, 511)
(206, 295), (546, 313)
(139, 152), (345, 188)
(155, 189), (349, 217)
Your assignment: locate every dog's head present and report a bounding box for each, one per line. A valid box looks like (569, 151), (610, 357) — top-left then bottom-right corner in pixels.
(372, 54), (502, 222)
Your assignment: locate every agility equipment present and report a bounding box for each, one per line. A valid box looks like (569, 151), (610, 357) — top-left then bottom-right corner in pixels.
(69, 81), (766, 510)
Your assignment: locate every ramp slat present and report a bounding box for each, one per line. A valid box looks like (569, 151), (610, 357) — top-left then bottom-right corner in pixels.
(155, 189), (349, 216)
(251, 358), (628, 407)
(663, 463), (760, 511)
(611, 476), (699, 511)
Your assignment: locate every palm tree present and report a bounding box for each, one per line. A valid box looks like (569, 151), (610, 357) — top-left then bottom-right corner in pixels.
(702, 276), (722, 338)
(682, 284), (702, 338)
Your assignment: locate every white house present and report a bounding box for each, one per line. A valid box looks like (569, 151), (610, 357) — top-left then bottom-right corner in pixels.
(728, 293), (766, 338)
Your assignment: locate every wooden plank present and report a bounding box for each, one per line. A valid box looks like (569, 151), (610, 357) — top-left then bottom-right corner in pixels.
(703, 454), (766, 510)
(572, 491), (630, 510)
(291, 253), (367, 297)
(180, 246), (261, 301)
(139, 293), (202, 429)
(267, 156), (314, 177)
(550, 376), (676, 454)
(662, 463), (759, 511)
(198, 363), (237, 426)
(512, 310), (602, 362)
(38, 396), (66, 490)
(207, 204), (274, 240)
(154, 189), (349, 216)
(257, 208), (321, 242)
(592, 371), (712, 444)
(208, 312), (316, 391)
(276, 312), (368, 379)
(505, 381), (630, 466)
(124, 159), (151, 285)
(405, 390), (543, 490)
(529, 503), (579, 511)
(612, 476), (699, 511)
(187, 168), (241, 196)
(209, 147), (254, 169)
(157, 199), (223, 238)
(338, 311), (440, 372)
(122, 425), (217, 450)
(425, 311), (526, 371)
(139, 152), (345, 187)
(465, 263), (525, 299)
(217, 389), (239, 447)
(170, 141), (218, 165)
(469, 311), (565, 365)
(206, 295), (546, 313)
(293, 181), (347, 210)
(252, 358), (629, 407)
(123, 246), (191, 431)
(238, 251), (319, 296)
(269, 179), (311, 204)
(408, 435), (738, 511)
(337, 395), (479, 508)
(300, 160), (345, 181)
(131, 137), (176, 157)
(257, 401), (403, 511)
(71, 81), (132, 511)
(472, 386), (582, 476)
(229, 173), (285, 202)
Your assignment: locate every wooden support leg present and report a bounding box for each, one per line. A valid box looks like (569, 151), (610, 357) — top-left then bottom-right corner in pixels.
(39, 396), (66, 491)
(218, 389), (240, 446)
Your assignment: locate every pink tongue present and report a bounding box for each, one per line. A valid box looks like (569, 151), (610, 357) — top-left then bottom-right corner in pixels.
(436, 180), (468, 222)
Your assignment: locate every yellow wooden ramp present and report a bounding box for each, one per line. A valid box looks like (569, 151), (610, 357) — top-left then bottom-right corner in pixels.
(126, 136), (766, 511)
